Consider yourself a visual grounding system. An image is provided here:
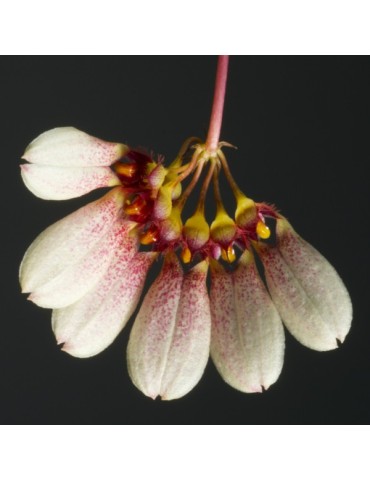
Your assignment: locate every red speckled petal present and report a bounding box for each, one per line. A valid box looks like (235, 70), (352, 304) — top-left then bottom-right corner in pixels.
(20, 187), (125, 293)
(159, 260), (211, 400)
(28, 219), (138, 309)
(20, 164), (120, 200)
(52, 252), (157, 358)
(259, 218), (352, 351)
(210, 252), (284, 394)
(127, 252), (183, 399)
(127, 256), (211, 400)
(233, 252), (285, 391)
(22, 127), (128, 167)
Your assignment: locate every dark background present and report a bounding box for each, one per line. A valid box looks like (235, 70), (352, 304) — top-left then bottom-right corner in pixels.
(1, 56), (369, 424)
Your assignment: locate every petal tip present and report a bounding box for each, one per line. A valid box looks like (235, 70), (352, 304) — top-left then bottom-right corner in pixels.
(159, 390), (185, 401)
(21, 151), (30, 162)
(20, 276), (31, 294)
(251, 385), (263, 394)
(108, 174), (121, 187)
(60, 342), (71, 354)
(60, 342), (83, 358)
(27, 292), (39, 304)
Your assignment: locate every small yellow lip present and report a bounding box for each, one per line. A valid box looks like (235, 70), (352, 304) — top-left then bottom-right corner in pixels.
(256, 221), (271, 239)
(181, 246), (192, 264)
(140, 227), (158, 245)
(221, 245), (236, 263)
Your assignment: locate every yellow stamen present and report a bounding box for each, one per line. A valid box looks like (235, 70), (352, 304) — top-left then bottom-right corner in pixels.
(256, 220), (271, 239)
(221, 245), (236, 263)
(124, 197), (146, 215)
(114, 163), (136, 178)
(181, 247), (192, 264)
(140, 227), (158, 245)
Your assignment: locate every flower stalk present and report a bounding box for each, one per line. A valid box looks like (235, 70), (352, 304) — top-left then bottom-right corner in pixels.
(205, 55), (229, 154)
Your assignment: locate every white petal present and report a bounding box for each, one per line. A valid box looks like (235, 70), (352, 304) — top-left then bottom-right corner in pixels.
(127, 253), (183, 399)
(20, 187), (125, 293)
(233, 252), (285, 390)
(210, 252), (284, 394)
(259, 219), (352, 351)
(52, 252), (156, 358)
(22, 127), (128, 167)
(20, 164), (120, 200)
(29, 219), (137, 309)
(159, 261), (211, 400)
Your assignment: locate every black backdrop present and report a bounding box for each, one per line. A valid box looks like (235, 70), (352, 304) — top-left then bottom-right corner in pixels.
(1, 56), (369, 424)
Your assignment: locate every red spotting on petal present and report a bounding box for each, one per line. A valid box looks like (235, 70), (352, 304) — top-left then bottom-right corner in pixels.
(20, 187), (125, 293)
(210, 251), (285, 394)
(127, 252), (184, 399)
(232, 251), (284, 390)
(22, 127), (128, 167)
(258, 218), (352, 351)
(53, 251), (157, 358)
(20, 164), (120, 200)
(28, 219), (138, 309)
(159, 260), (211, 400)
(210, 262), (244, 384)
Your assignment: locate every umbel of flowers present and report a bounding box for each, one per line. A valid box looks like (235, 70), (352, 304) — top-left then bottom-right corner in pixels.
(20, 57), (352, 399)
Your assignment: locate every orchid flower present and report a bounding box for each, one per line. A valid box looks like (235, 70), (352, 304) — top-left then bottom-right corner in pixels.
(20, 56), (352, 399)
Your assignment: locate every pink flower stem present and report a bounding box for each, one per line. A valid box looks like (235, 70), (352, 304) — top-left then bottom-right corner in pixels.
(205, 55), (229, 153)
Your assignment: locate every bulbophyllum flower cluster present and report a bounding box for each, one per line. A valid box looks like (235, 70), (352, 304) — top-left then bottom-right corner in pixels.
(19, 57), (352, 399)
(20, 126), (352, 399)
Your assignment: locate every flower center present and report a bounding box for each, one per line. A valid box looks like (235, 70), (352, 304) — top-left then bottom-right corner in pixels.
(112, 139), (278, 265)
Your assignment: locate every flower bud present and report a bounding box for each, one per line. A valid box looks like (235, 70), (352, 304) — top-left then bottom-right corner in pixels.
(148, 164), (168, 190)
(210, 210), (237, 246)
(160, 206), (183, 242)
(183, 211), (210, 251)
(235, 194), (257, 227)
(153, 183), (174, 220)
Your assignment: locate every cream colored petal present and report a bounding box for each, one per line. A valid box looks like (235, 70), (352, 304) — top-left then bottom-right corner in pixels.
(29, 220), (137, 309)
(210, 252), (284, 394)
(159, 261), (211, 400)
(20, 164), (120, 200)
(22, 127), (129, 167)
(259, 218), (352, 351)
(233, 251), (285, 391)
(127, 253), (183, 399)
(210, 262), (241, 386)
(20, 187), (125, 293)
(52, 252), (156, 358)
